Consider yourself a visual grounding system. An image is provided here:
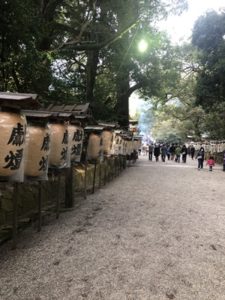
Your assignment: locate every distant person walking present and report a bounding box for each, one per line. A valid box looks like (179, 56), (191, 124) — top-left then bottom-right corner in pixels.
(138, 148), (141, 156)
(190, 145), (195, 160)
(170, 144), (176, 161)
(206, 156), (215, 171)
(154, 144), (160, 162)
(142, 145), (147, 156)
(196, 147), (205, 170)
(181, 144), (188, 163)
(166, 144), (171, 160)
(175, 145), (181, 163)
(161, 144), (167, 162)
(148, 144), (153, 161)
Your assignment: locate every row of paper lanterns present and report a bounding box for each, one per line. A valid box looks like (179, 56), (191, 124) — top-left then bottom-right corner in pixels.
(0, 111), (141, 182)
(86, 130), (141, 160)
(0, 110), (84, 182)
(189, 141), (225, 153)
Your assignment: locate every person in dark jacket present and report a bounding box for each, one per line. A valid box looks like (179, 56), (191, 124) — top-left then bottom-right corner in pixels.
(175, 144), (181, 163)
(196, 147), (205, 170)
(190, 145), (195, 160)
(161, 144), (167, 162)
(181, 144), (188, 163)
(166, 144), (171, 160)
(148, 144), (153, 161)
(154, 144), (160, 162)
(169, 144), (176, 160)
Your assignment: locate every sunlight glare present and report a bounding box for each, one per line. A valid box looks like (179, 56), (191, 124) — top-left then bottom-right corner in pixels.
(138, 39), (148, 53)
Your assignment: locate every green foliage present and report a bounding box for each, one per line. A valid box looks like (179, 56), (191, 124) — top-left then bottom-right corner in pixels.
(202, 103), (225, 139)
(0, 0), (188, 125)
(141, 41), (207, 142)
(0, 0), (59, 94)
(192, 11), (225, 110)
(92, 70), (117, 121)
(151, 111), (186, 143)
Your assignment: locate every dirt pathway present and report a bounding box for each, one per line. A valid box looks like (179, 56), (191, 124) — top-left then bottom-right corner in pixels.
(1, 156), (225, 300)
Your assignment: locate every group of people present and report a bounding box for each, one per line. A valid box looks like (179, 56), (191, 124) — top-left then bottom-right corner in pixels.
(148, 143), (190, 164)
(141, 143), (217, 172)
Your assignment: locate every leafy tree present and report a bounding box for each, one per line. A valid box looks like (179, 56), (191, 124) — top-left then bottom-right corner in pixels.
(201, 103), (225, 139)
(106, 0), (187, 127)
(0, 0), (65, 94)
(139, 42), (206, 142)
(0, 0), (188, 128)
(192, 11), (225, 110)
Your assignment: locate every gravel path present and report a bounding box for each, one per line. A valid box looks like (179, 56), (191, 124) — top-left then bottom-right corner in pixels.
(1, 156), (225, 300)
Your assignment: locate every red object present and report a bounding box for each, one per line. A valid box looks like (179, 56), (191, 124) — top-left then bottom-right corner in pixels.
(206, 159), (215, 166)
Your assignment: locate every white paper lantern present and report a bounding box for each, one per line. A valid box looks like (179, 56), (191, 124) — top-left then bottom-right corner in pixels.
(25, 125), (50, 179)
(87, 133), (101, 160)
(49, 123), (68, 168)
(68, 125), (84, 162)
(101, 130), (113, 156)
(0, 111), (27, 181)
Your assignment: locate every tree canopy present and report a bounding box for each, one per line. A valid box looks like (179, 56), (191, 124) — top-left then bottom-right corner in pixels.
(191, 10), (225, 139)
(140, 10), (225, 143)
(0, 0), (188, 127)
(3, 1), (225, 141)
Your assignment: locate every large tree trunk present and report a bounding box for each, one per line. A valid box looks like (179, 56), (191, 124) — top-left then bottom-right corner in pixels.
(114, 1), (139, 128)
(116, 72), (130, 128)
(85, 49), (99, 103)
(116, 94), (130, 128)
(116, 82), (143, 128)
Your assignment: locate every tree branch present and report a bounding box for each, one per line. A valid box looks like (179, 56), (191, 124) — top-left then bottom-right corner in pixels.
(56, 18), (140, 52)
(127, 82), (143, 97)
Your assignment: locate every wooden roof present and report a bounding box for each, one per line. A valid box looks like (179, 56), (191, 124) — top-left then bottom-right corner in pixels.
(22, 110), (51, 119)
(0, 92), (40, 109)
(46, 103), (92, 117)
(84, 125), (104, 132)
(98, 121), (118, 129)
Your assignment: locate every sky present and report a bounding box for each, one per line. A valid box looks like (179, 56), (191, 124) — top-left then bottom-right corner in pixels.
(129, 0), (225, 116)
(158, 0), (225, 45)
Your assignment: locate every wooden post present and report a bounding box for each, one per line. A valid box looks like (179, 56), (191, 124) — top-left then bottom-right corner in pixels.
(119, 155), (122, 173)
(65, 166), (73, 208)
(107, 158), (109, 181)
(99, 160), (102, 188)
(117, 156), (119, 175)
(115, 156), (118, 177)
(103, 158), (107, 185)
(38, 181), (42, 232)
(84, 159), (87, 199)
(107, 157), (112, 182)
(12, 182), (19, 249)
(56, 170), (61, 219)
(92, 160), (97, 194)
(109, 157), (113, 180)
